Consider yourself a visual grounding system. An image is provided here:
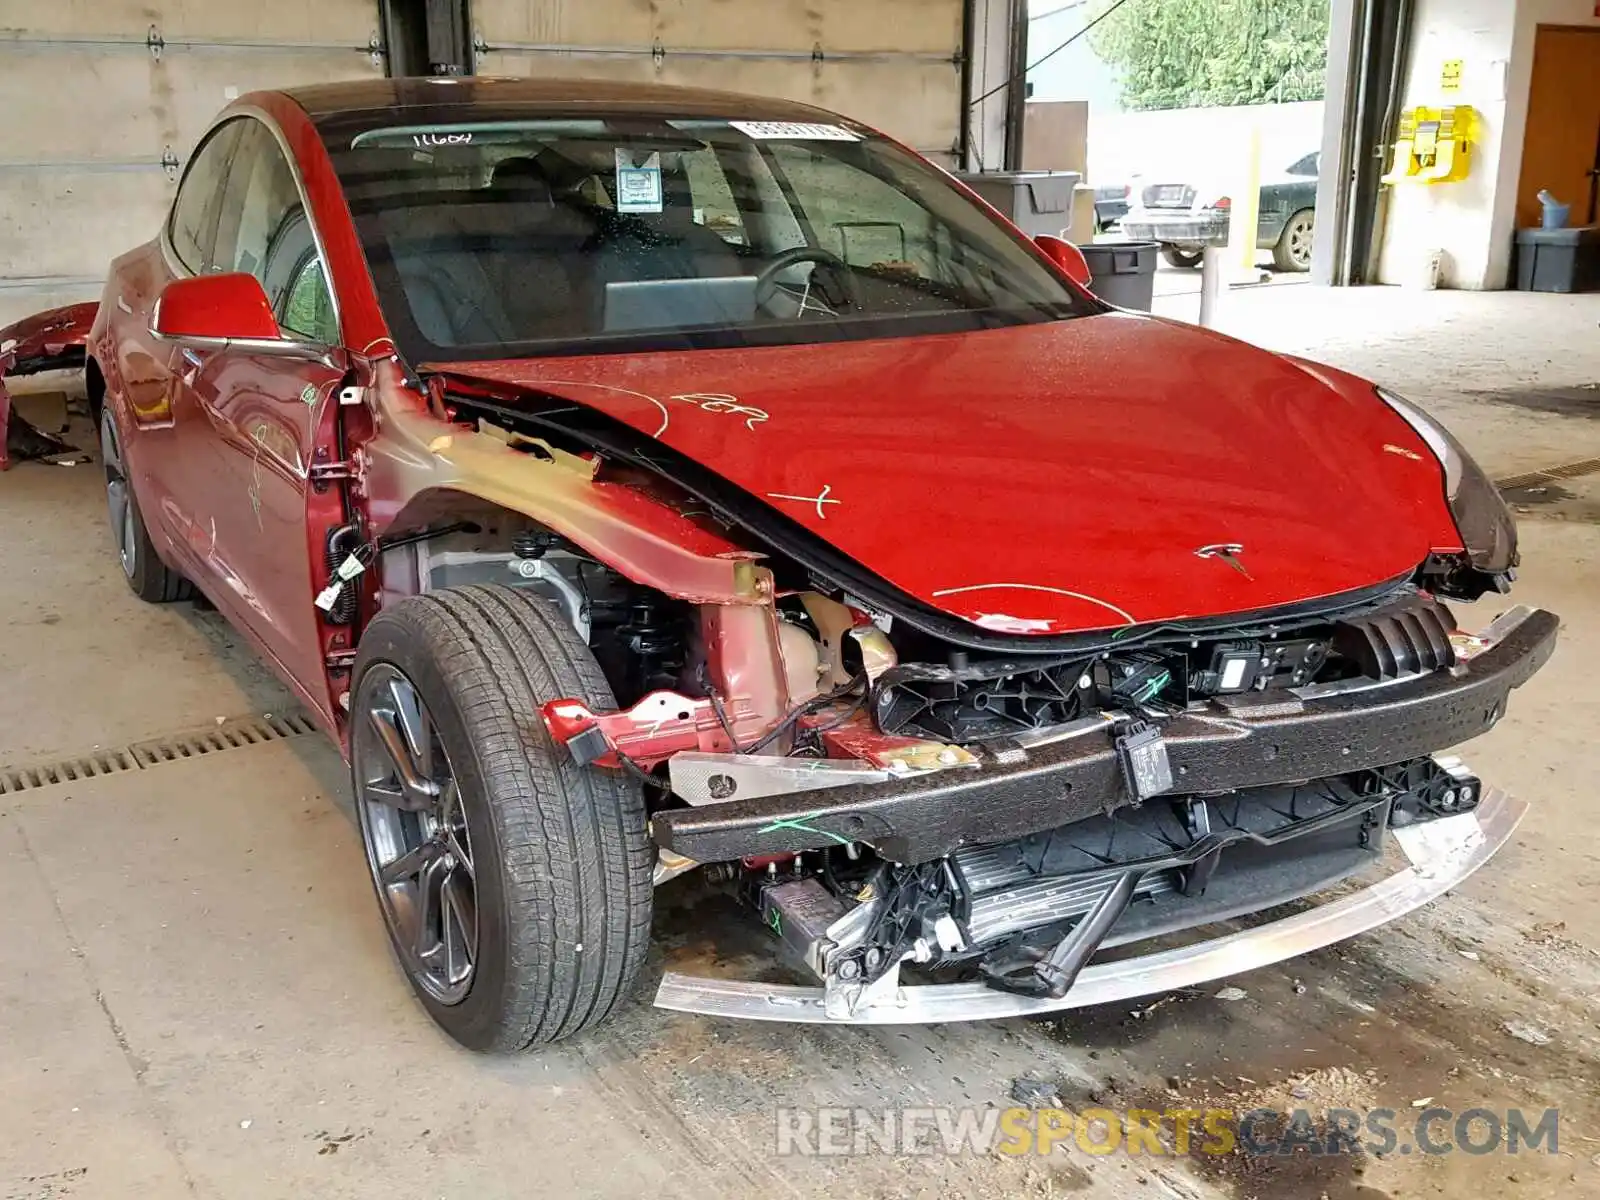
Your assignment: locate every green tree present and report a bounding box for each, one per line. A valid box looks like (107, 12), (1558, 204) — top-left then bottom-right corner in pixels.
(1088, 0), (1330, 111)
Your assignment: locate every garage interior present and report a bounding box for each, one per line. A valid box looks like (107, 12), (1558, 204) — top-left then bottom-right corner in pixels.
(2, 2), (1598, 1197)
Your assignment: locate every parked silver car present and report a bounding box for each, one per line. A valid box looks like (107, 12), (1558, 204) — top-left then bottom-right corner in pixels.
(1122, 152), (1318, 272)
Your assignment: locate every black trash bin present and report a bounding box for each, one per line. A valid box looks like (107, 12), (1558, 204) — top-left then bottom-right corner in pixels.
(1514, 225), (1600, 293)
(1080, 241), (1160, 311)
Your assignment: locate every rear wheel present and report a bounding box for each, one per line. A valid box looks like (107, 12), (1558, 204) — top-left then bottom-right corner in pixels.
(1161, 246), (1204, 269)
(1273, 208), (1315, 272)
(100, 409), (193, 603)
(350, 584), (652, 1050)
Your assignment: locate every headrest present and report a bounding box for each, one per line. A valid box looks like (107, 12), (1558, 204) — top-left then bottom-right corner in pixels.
(491, 157), (554, 203)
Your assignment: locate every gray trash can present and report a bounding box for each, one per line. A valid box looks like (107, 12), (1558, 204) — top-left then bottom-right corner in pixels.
(955, 170), (1081, 238)
(1514, 225), (1600, 293)
(1080, 242), (1160, 311)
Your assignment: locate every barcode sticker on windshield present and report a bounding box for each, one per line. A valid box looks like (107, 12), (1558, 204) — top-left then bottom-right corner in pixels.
(729, 121), (860, 142)
(615, 148), (664, 213)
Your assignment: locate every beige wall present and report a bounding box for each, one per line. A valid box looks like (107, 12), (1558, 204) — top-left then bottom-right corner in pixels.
(473, 0), (965, 161)
(0, 1), (385, 326)
(0, 0), (968, 328)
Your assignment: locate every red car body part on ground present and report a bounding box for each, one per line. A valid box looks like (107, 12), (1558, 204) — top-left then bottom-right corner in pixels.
(75, 79), (1552, 1048)
(0, 300), (97, 470)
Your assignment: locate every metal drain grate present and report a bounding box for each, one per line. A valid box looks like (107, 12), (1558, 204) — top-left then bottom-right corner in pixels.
(0, 712), (319, 796)
(1497, 456), (1600, 491)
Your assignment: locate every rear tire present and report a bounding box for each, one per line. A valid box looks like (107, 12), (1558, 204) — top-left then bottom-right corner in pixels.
(1161, 246), (1204, 269)
(1273, 209), (1315, 272)
(100, 408), (194, 603)
(350, 584), (653, 1050)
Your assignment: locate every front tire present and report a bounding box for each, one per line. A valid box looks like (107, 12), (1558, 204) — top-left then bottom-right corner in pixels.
(100, 408), (193, 603)
(350, 584), (652, 1050)
(1161, 245), (1204, 269)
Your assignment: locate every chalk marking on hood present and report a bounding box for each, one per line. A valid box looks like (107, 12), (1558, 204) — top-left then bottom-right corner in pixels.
(931, 583), (1135, 626)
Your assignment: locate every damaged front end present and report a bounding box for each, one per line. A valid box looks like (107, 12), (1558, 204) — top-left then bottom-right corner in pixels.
(366, 369), (1555, 1026)
(542, 575), (1554, 1023)
(681, 754), (1509, 1022)
(657, 772), (1522, 1023)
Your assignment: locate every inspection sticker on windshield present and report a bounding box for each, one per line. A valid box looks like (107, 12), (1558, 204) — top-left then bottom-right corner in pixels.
(615, 148), (664, 213)
(729, 121), (860, 141)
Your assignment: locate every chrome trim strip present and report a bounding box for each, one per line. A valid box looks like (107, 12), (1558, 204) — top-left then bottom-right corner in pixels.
(147, 329), (340, 368)
(653, 786), (1524, 1024)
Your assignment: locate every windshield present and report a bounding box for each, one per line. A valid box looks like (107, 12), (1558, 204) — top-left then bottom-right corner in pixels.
(321, 115), (1095, 362)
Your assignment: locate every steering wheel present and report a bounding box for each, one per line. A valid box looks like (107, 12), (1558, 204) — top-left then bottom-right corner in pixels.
(754, 245), (858, 310)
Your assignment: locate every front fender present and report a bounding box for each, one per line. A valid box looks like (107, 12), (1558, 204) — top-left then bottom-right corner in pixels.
(362, 363), (766, 606)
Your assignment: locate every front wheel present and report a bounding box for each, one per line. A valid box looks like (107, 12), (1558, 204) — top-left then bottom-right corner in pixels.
(350, 584), (653, 1050)
(1273, 209), (1315, 272)
(1161, 246), (1204, 269)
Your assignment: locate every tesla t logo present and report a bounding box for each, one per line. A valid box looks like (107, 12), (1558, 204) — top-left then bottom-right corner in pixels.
(1194, 543), (1252, 580)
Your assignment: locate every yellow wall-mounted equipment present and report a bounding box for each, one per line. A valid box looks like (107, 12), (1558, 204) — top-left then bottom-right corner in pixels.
(1383, 105), (1476, 185)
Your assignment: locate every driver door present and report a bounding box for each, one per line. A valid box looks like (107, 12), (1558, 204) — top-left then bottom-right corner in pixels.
(178, 117), (343, 713)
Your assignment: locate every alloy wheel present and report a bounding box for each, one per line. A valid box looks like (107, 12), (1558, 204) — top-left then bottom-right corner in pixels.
(100, 412), (136, 579)
(353, 663), (479, 1005)
(1288, 213), (1314, 269)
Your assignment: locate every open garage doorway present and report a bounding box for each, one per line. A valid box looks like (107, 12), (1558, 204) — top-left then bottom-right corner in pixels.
(1021, 0), (1339, 315)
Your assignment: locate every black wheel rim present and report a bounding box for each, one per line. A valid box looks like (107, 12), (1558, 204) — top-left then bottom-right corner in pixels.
(353, 664), (479, 1005)
(100, 412), (136, 579)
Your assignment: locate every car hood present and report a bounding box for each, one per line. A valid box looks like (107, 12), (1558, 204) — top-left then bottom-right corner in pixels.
(431, 314), (1459, 634)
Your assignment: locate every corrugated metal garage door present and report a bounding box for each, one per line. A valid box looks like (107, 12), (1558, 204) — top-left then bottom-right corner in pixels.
(471, 0), (964, 165)
(0, 2), (386, 326)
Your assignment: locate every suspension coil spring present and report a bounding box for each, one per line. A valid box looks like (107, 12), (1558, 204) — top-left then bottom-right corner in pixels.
(619, 600), (678, 662)
(512, 529), (560, 559)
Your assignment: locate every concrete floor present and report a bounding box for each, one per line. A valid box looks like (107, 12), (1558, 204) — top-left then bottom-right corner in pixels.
(2, 286), (1598, 1200)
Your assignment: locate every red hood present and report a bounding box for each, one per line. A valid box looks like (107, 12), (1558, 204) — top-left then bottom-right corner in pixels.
(433, 314), (1461, 634)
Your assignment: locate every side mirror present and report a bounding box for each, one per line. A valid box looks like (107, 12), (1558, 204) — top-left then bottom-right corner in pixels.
(152, 273), (338, 366)
(1034, 235), (1093, 289)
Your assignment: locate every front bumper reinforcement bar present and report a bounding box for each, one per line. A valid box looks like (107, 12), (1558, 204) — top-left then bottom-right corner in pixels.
(651, 606), (1556, 864)
(654, 785), (1524, 1023)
